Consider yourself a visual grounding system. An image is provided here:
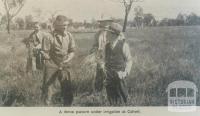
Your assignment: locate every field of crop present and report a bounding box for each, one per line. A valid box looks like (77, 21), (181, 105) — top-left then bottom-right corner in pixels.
(0, 26), (200, 106)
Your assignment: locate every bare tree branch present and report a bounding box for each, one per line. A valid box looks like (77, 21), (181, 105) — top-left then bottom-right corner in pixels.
(107, 0), (142, 31)
(2, 0), (26, 33)
(122, 0), (127, 7)
(3, 0), (9, 13)
(11, 2), (25, 18)
(0, 13), (2, 26)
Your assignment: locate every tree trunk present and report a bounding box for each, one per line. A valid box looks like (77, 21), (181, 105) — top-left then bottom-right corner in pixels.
(7, 15), (11, 34)
(7, 20), (10, 34)
(123, 12), (129, 32)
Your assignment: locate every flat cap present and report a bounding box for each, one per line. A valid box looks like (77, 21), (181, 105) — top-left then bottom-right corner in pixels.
(108, 22), (123, 34)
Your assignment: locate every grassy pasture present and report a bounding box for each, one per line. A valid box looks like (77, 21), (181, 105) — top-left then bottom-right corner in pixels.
(0, 26), (200, 106)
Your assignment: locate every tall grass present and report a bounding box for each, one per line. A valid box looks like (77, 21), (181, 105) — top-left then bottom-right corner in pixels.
(0, 26), (200, 106)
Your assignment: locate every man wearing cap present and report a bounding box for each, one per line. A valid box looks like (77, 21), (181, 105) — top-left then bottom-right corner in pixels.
(41, 15), (76, 106)
(104, 22), (132, 106)
(26, 22), (45, 73)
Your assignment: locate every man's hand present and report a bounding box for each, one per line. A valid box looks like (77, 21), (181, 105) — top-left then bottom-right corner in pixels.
(56, 49), (67, 57)
(35, 44), (41, 49)
(58, 62), (65, 70)
(58, 60), (69, 70)
(40, 51), (50, 60)
(117, 71), (127, 79)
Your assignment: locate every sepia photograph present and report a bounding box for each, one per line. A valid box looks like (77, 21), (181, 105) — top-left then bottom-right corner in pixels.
(0, 0), (200, 115)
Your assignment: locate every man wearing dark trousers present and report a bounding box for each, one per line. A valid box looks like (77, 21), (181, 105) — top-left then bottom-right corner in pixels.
(41, 15), (76, 106)
(104, 22), (132, 106)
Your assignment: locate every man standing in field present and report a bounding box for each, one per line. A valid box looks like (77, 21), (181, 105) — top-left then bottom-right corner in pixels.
(41, 15), (76, 106)
(104, 22), (132, 106)
(90, 18), (113, 92)
(26, 22), (45, 73)
(91, 18), (125, 92)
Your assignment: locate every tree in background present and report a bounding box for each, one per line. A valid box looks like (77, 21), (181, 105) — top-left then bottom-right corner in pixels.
(121, 0), (134, 32)
(158, 18), (169, 26)
(25, 15), (34, 30)
(2, 0), (26, 34)
(0, 13), (2, 26)
(134, 6), (144, 29)
(186, 13), (200, 25)
(121, 0), (142, 32)
(176, 13), (186, 26)
(15, 17), (25, 29)
(157, 13), (200, 27)
(0, 15), (7, 30)
(90, 18), (99, 29)
(108, 0), (141, 32)
(143, 13), (156, 26)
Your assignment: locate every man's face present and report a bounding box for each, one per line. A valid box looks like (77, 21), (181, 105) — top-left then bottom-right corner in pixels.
(34, 24), (40, 32)
(54, 25), (67, 33)
(106, 31), (118, 43)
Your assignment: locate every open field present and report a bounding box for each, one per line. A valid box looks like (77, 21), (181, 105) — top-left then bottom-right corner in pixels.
(0, 26), (200, 106)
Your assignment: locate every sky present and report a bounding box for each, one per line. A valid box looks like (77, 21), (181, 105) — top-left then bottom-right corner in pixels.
(0, 0), (200, 22)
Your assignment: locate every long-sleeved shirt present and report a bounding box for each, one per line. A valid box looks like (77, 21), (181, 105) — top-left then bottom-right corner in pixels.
(42, 31), (76, 66)
(90, 29), (107, 53)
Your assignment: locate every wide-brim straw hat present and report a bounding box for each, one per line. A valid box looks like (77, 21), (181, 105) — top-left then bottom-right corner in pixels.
(97, 17), (114, 22)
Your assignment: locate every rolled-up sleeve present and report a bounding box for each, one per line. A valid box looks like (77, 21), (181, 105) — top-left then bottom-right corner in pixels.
(68, 33), (76, 53)
(123, 42), (132, 75)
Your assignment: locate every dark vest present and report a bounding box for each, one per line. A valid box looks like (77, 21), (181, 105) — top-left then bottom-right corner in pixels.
(105, 40), (126, 72)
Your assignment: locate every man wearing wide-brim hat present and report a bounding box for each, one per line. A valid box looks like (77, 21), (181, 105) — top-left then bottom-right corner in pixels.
(91, 18), (113, 52)
(41, 15), (76, 106)
(104, 22), (132, 106)
(89, 17), (114, 92)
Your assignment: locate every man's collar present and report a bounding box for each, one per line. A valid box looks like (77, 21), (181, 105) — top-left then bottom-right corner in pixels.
(108, 35), (121, 49)
(53, 31), (67, 37)
(33, 30), (39, 34)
